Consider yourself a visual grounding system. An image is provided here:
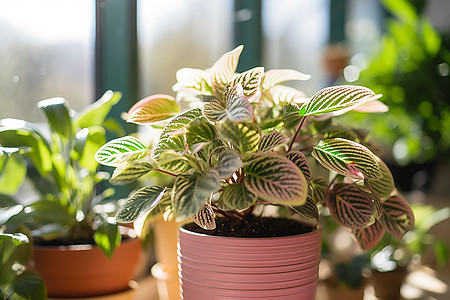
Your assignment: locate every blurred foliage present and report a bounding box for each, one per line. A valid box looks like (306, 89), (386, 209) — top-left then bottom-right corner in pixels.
(348, 0), (450, 165)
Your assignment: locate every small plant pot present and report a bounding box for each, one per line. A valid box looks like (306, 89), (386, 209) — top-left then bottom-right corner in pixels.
(324, 282), (366, 300)
(371, 266), (407, 300)
(178, 224), (322, 299)
(32, 237), (141, 298)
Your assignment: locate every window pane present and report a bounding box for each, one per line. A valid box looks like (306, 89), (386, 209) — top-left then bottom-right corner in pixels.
(137, 0), (234, 98)
(0, 0), (95, 123)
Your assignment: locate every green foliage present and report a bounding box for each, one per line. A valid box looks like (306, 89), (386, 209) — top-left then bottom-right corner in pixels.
(350, 0), (450, 164)
(0, 233), (46, 300)
(0, 91), (123, 257)
(95, 46), (414, 250)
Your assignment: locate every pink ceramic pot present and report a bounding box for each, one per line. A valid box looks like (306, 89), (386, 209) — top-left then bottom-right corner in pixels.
(178, 225), (322, 299)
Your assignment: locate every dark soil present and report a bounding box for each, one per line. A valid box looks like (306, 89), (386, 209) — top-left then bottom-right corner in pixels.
(183, 215), (316, 238)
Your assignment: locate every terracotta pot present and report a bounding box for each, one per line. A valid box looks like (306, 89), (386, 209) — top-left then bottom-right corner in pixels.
(178, 224), (322, 299)
(371, 266), (407, 300)
(32, 237), (141, 298)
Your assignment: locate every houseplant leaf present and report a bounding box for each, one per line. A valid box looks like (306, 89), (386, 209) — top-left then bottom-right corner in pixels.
(174, 68), (212, 94)
(262, 69), (311, 90)
(312, 138), (382, 180)
(172, 170), (221, 221)
(0, 154), (26, 195)
(214, 149), (242, 179)
(365, 157), (395, 200)
(218, 119), (260, 154)
(38, 97), (73, 140)
(258, 130), (288, 152)
(286, 150), (311, 181)
(291, 196), (319, 222)
(353, 221), (385, 251)
(115, 186), (167, 223)
(74, 90), (122, 128)
(186, 117), (217, 144)
(110, 161), (153, 185)
(298, 85), (382, 117)
(217, 183), (257, 211)
(226, 67), (264, 98)
(244, 153), (307, 206)
(327, 183), (374, 229)
(11, 270), (47, 300)
(210, 45), (243, 100)
(309, 177), (328, 205)
(94, 136), (148, 167)
(379, 193), (415, 239)
(127, 94), (180, 125)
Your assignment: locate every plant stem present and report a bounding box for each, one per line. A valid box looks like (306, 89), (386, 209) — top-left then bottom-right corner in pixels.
(287, 116), (307, 153)
(154, 169), (178, 177)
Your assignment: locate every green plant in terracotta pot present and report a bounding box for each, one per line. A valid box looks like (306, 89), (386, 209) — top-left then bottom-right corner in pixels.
(0, 91), (141, 297)
(95, 46), (415, 299)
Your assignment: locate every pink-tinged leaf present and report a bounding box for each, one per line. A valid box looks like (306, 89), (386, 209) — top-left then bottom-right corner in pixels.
(379, 193), (415, 240)
(262, 69), (311, 90)
(353, 221), (385, 250)
(327, 183), (374, 229)
(210, 45), (243, 99)
(353, 100), (388, 113)
(346, 162), (365, 180)
(227, 67), (264, 98)
(244, 153), (308, 206)
(192, 202), (216, 230)
(264, 85), (308, 105)
(225, 84), (253, 122)
(258, 130), (289, 152)
(286, 150), (311, 182)
(127, 94), (180, 124)
(173, 68), (212, 93)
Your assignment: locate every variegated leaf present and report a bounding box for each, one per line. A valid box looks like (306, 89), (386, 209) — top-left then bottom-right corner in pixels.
(353, 220), (385, 251)
(244, 153), (307, 206)
(366, 157), (395, 201)
(291, 196), (319, 222)
(203, 99), (227, 122)
(258, 131), (288, 152)
(127, 94), (180, 125)
(327, 183), (374, 229)
(110, 161), (153, 185)
(95, 136), (148, 167)
(262, 69), (311, 90)
(286, 150), (311, 181)
(266, 85), (308, 105)
(217, 183), (257, 211)
(115, 186), (167, 223)
(309, 177), (328, 205)
(186, 117), (217, 144)
(226, 67), (264, 98)
(172, 170), (221, 221)
(192, 202), (216, 230)
(218, 119), (260, 154)
(298, 85), (382, 117)
(214, 150), (242, 179)
(379, 193), (415, 240)
(152, 108), (202, 172)
(173, 68), (212, 94)
(210, 45), (243, 100)
(312, 138), (382, 180)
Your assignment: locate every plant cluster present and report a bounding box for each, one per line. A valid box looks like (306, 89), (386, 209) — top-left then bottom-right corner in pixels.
(0, 91), (123, 257)
(95, 46), (414, 249)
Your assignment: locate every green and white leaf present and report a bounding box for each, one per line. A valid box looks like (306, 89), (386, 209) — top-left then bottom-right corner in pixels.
(366, 157), (395, 201)
(217, 183), (257, 211)
(291, 196), (319, 222)
(214, 150), (242, 179)
(110, 161), (153, 185)
(173, 68), (212, 94)
(327, 183), (374, 229)
(312, 138), (381, 180)
(226, 67), (264, 98)
(286, 150), (311, 181)
(218, 119), (260, 154)
(266, 85), (308, 105)
(298, 85), (382, 117)
(172, 170), (221, 221)
(244, 153), (307, 206)
(115, 186), (167, 223)
(192, 202), (216, 230)
(258, 131), (288, 152)
(309, 177), (328, 205)
(186, 117), (217, 144)
(127, 94), (180, 125)
(95, 136), (148, 167)
(262, 69), (311, 90)
(210, 45), (243, 99)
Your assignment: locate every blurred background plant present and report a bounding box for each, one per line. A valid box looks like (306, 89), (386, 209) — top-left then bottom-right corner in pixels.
(0, 91), (125, 257)
(343, 0), (450, 169)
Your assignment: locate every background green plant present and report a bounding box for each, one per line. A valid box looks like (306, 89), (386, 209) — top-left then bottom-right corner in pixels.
(0, 91), (124, 257)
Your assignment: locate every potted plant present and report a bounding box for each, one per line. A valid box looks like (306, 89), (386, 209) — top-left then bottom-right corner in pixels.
(0, 232), (46, 300)
(369, 203), (450, 299)
(0, 91), (141, 298)
(95, 46), (415, 299)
